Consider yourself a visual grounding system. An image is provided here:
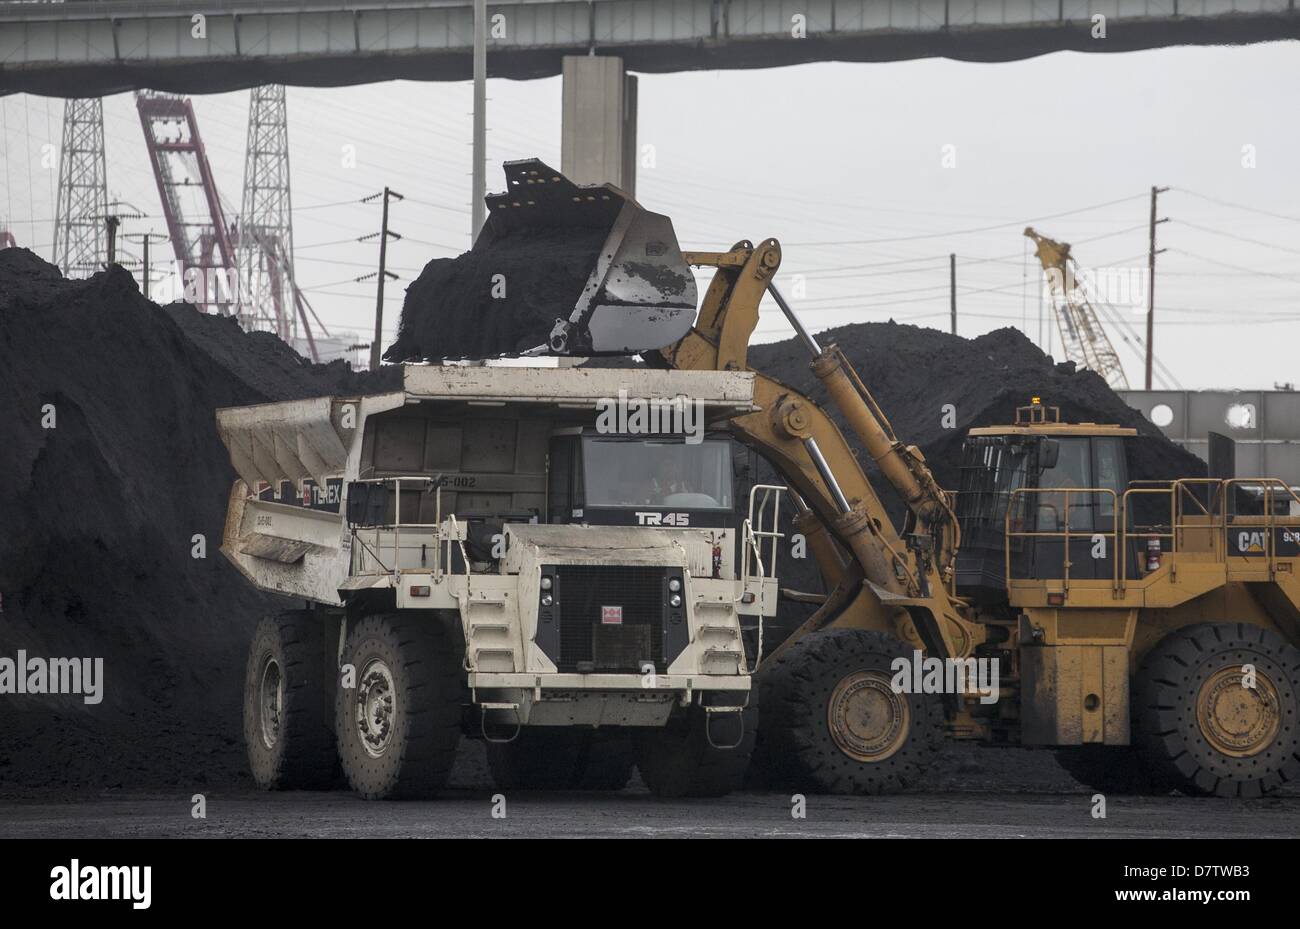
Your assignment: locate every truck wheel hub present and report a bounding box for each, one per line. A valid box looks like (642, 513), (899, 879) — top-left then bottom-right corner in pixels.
(1197, 665), (1280, 758)
(828, 670), (909, 762)
(356, 659), (396, 758)
(259, 657), (283, 750)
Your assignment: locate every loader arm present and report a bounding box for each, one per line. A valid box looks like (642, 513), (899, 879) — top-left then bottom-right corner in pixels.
(651, 239), (982, 661)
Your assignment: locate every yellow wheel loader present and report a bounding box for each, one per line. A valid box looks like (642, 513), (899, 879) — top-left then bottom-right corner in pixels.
(648, 233), (1300, 799)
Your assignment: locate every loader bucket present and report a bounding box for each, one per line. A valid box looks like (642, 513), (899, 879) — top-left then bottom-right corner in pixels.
(383, 159), (698, 361)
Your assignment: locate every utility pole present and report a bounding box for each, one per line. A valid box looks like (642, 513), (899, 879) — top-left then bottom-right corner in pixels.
(105, 215), (121, 266)
(361, 188), (403, 371)
(1145, 185), (1169, 390)
(97, 201), (143, 271)
(471, 0), (487, 241)
(126, 231), (169, 300)
(949, 253), (957, 335)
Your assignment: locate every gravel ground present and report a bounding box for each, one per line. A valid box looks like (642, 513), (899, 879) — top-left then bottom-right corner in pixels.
(2, 788), (1296, 839)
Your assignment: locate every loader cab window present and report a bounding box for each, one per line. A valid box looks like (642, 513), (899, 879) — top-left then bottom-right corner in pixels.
(1032, 437), (1125, 531)
(955, 433), (1129, 596)
(1035, 437), (1094, 531)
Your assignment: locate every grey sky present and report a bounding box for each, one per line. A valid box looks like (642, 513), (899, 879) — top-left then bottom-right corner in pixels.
(1, 39), (1297, 388)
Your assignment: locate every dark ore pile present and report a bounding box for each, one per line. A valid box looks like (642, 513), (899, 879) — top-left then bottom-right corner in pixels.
(741, 320), (1206, 609)
(0, 249), (397, 795)
(384, 227), (608, 362)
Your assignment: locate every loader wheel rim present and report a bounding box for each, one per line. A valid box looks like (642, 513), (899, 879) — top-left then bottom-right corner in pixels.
(1197, 665), (1281, 758)
(258, 657), (283, 750)
(355, 658), (396, 758)
(827, 669), (910, 762)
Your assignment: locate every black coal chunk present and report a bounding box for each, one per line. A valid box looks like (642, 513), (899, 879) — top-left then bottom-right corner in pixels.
(384, 226), (608, 361)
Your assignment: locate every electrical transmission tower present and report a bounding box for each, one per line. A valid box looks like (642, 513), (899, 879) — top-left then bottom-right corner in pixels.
(1024, 226), (1130, 390)
(237, 85), (294, 341)
(235, 85), (323, 360)
(53, 98), (108, 278)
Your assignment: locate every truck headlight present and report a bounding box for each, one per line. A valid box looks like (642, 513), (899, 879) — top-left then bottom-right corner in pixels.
(541, 594), (553, 607)
(668, 578), (682, 592)
(669, 593), (682, 608)
(540, 576), (553, 591)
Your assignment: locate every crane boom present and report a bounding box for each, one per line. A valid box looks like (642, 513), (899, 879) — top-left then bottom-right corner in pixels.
(1024, 226), (1130, 389)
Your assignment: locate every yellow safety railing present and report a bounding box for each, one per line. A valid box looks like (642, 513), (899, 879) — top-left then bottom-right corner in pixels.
(1005, 478), (1300, 594)
(1005, 487), (1120, 595)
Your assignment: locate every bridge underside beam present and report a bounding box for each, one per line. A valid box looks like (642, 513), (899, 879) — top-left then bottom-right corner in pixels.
(2, 0), (1299, 97)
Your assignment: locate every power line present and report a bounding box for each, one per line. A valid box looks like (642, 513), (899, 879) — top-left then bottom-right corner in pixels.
(1173, 219), (1300, 257)
(1170, 248), (1300, 287)
(1175, 188), (1300, 225)
(782, 193), (1149, 247)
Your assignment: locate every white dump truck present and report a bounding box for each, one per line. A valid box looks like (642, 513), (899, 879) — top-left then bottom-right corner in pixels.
(218, 365), (783, 799)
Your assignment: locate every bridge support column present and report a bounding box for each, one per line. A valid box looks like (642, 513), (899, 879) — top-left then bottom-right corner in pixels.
(561, 55), (637, 195)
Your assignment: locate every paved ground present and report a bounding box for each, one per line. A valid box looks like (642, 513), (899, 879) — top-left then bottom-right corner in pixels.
(2, 788), (1297, 838)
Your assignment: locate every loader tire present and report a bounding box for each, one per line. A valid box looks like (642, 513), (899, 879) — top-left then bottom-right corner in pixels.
(634, 701), (757, 798)
(244, 611), (340, 790)
(335, 614), (463, 800)
(1053, 745), (1173, 796)
(758, 629), (942, 795)
(487, 729), (635, 791)
(1134, 622), (1300, 799)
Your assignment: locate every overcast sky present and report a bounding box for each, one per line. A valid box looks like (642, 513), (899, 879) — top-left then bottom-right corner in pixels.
(2, 40), (1298, 389)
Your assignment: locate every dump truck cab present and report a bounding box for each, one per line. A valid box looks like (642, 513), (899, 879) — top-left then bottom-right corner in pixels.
(220, 365), (782, 799)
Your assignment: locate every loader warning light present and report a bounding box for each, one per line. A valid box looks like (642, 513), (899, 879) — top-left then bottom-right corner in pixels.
(1047, 592), (1066, 606)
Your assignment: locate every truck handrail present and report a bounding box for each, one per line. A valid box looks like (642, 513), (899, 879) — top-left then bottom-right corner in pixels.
(742, 483), (785, 672)
(345, 475), (467, 582)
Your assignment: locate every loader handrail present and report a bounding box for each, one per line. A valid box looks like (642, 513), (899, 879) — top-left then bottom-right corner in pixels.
(1005, 487), (1120, 595)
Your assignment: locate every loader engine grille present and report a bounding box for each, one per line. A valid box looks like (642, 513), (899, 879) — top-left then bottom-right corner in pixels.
(556, 565), (667, 673)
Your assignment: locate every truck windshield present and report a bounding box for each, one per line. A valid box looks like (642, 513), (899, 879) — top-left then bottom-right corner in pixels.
(583, 437), (732, 510)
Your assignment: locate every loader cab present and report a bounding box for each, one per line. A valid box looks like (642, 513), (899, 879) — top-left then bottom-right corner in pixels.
(954, 404), (1133, 602)
(547, 429), (736, 529)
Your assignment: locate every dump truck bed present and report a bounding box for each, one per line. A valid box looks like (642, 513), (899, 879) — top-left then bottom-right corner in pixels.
(216, 365), (759, 604)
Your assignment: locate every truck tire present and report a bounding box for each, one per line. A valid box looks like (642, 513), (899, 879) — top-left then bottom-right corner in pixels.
(634, 702), (757, 798)
(1134, 622), (1300, 798)
(335, 614), (463, 800)
(244, 611), (339, 790)
(486, 729), (635, 791)
(1053, 745), (1173, 795)
(758, 628), (942, 795)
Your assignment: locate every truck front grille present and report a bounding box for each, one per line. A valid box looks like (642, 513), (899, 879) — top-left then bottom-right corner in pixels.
(556, 565), (666, 673)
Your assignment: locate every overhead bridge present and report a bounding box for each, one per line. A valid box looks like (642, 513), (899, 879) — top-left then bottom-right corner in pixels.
(3, 0), (1298, 96)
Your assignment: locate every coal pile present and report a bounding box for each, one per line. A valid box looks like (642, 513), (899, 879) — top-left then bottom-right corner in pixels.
(0, 249), (395, 794)
(741, 320), (1206, 602)
(384, 226), (608, 362)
